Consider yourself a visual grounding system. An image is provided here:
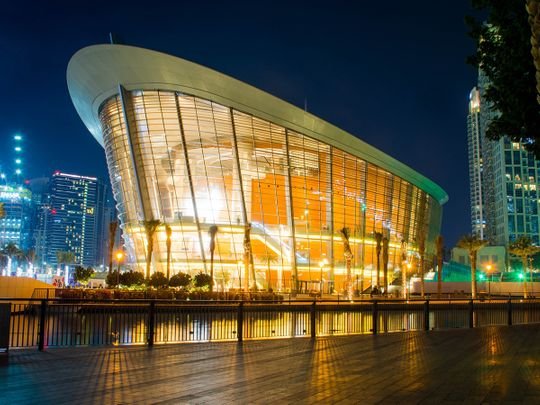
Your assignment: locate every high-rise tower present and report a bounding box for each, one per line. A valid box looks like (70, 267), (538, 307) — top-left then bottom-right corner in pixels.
(467, 87), (484, 239)
(470, 73), (540, 245)
(43, 172), (107, 267)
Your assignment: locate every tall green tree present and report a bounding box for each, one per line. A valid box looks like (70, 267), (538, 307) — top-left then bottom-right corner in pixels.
(467, 0), (540, 156)
(143, 219), (161, 280)
(417, 231), (426, 298)
(2, 242), (22, 275)
(435, 235), (444, 298)
(208, 225), (218, 293)
(56, 251), (76, 286)
(339, 227), (353, 299)
(457, 235), (487, 299)
(165, 224), (172, 280)
(509, 236), (540, 298)
(108, 221), (118, 275)
(374, 232), (383, 288)
(382, 236), (389, 296)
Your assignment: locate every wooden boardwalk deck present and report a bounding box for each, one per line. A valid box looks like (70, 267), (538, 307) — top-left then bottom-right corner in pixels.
(2, 324), (540, 404)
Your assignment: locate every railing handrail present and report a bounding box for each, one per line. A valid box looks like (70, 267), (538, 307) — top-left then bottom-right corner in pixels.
(2, 297), (538, 304)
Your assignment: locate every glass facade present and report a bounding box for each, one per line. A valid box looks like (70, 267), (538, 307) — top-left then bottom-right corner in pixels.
(474, 71), (540, 245)
(97, 89), (442, 292)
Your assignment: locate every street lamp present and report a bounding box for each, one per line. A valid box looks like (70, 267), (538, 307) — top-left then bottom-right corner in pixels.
(115, 250), (124, 287)
(485, 264), (492, 298)
(406, 262), (412, 299)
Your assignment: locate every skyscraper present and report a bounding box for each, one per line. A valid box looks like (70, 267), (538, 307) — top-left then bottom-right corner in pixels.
(467, 87), (484, 239)
(469, 73), (540, 245)
(43, 172), (107, 267)
(0, 183), (33, 251)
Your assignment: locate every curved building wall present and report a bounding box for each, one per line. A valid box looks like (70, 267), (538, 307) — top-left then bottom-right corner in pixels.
(98, 89), (442, 291)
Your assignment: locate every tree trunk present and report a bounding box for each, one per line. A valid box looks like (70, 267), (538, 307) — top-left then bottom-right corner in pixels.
(522, 256), (529, 298)
(437, 254), (443, 298)
(420, 255), (425, 298)
(146, 239), (153, 280)
(471, 253), (477, 299)
(210, 250), (214, 293)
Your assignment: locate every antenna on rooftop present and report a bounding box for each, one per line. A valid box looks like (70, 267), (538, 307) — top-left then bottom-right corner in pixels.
(304, 97), (308, 112)
(109, 33), (124, 45)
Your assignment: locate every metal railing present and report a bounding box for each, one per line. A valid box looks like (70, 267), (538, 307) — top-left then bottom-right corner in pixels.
(2, 298), (540, 351)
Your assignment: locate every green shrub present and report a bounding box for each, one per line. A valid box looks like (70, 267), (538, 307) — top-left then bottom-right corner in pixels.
(106, 271), (120, 288)
(74, 266), (95, 286)
(148, 272), (168, 288)
(193, 272), (213, 289)
(169, 272), (191, 288)
(120, 270), (145, 287)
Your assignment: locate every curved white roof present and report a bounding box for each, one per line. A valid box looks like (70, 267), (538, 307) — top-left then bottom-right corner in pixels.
(67, 44), (448, 204)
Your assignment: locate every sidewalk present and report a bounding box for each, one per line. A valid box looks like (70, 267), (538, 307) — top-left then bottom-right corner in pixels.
(2, 324), (540, 404)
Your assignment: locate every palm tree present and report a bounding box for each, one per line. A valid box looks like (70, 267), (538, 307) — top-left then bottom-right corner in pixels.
(56, 250), (75, 286)
(25, 249), (36, 275)
(208, 225), (218, 293)
(165, 224), (172, 281)
(374, 232), (383, 288)
(382, 236), (389, 295)
(400, 239), (408, 298)
(339, 227), (353, 299)
(108, 221), (118, 275)
(509, 236), (540, 298)
(417, 231), (426, 298)
(457, 235), (487, 299)
(143, 219), (161, 280)
(2, 242), (22, 275)
(436, 235), (444, 298)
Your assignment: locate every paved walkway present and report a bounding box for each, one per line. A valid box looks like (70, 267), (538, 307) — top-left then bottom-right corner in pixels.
(2, 325), (540, 404)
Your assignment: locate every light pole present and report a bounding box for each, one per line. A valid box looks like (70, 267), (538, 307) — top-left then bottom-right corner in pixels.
(486, 264), (492, 298)
(115, 251), (124, 287)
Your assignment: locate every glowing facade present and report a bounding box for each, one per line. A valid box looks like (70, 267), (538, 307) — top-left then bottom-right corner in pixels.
(67, 45), (447, 291)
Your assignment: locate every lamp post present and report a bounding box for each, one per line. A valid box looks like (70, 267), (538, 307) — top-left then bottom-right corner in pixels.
(486, 264), (492, 298)
(115, 251), (124, 287)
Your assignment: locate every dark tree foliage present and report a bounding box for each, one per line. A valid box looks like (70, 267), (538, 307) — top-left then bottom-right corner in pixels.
(106, 270), (119, 287)
(193, 272), (213, 289)
(148, 271), (168, 288)
(120, 270), (145, 286)
(74, 266), (94, 285)
(168, 272), (191, 288)
(466, 0), (540, 156)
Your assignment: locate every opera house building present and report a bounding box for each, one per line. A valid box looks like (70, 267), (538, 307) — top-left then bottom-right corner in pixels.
(67, 45), (447, 292)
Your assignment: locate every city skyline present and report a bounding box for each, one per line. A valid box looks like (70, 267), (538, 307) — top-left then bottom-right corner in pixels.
(0, 1), (483, 247)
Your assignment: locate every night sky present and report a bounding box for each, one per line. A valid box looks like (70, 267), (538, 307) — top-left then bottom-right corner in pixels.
(0, 0), (482, 247)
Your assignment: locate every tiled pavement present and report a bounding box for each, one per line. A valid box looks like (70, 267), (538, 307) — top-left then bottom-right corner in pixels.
(2, 325), (540, 404)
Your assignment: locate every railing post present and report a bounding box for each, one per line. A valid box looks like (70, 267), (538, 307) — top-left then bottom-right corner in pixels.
(38, 299), (47, 351)
(147, 300), (155, 347)
(237, 301), (244, 342)
(468, 299), (474, 329)
(372, 300), (378, 335)
(424, 300), (430, 331)
(311, 301), (316, 339)
(507, 299), (512, 326)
